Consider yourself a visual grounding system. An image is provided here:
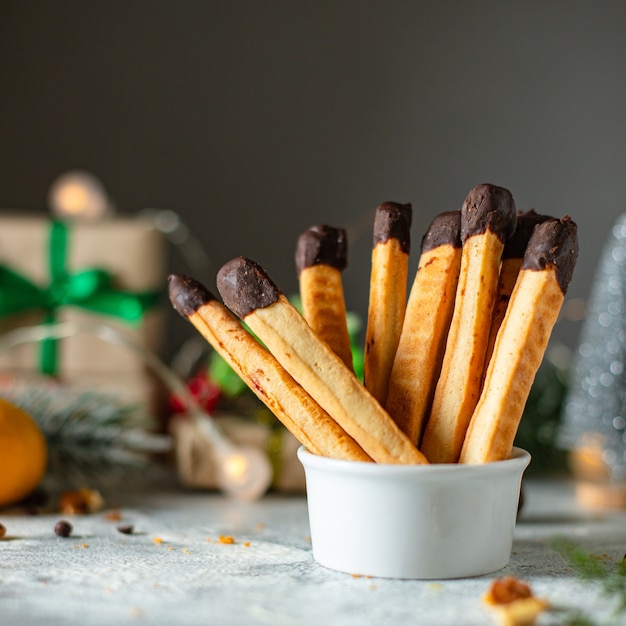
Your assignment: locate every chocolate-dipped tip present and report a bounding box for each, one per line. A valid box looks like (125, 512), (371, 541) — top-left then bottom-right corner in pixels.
(373, 201), (412, 253)
(217, 257), (281, 319)
(295, 224), (347, 275)
(421, 210), (462, 253)
(521, 215), (579, 293)
(503, 209), (552, 259)
(461, 184), (517, 244)
(168, 274), (216, 319)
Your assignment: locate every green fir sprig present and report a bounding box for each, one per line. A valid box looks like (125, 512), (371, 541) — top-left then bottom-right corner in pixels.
(549, 538), (626, 626)
(2, 385), (169, 488)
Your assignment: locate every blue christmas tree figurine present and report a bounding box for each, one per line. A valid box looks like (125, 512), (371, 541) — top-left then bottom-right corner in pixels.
(561, 213), (626, 507)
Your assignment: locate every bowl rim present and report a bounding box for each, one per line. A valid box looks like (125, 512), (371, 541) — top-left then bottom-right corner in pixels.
(297, 445), (531, 476)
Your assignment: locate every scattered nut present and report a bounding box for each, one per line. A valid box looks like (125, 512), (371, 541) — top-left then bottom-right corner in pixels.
(59, 488), (104, 515)
(483, 576), (549, 626)
(54, 519), (73, 537)
(484, 576), (533, 605)
(0, 523), (6, 538)
(54, 520), (73, 538)
(117, 524), (134, 535)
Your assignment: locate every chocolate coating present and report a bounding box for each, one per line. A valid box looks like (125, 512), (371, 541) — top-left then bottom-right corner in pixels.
(421, 211), (462, 253)
(295, 225), (347, 275)
(373, 202), (412, 253)
(503, 209), (552, 259)
(169, 274), (215, 318)
(521, 215), (579, 293)
(461, 184), (517, 244)
(217, 257), (281, 318)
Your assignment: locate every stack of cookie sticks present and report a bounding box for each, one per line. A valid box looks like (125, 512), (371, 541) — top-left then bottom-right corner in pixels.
(169, 274), (371, 462)
(421, 184), (517, 463)
(169, 183), (578, 466)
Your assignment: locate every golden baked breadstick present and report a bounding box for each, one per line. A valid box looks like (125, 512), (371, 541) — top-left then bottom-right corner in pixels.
(295, 225), (353, 371)
(460, 216), (578, 463)
(217, 257), (427, 465)
(169, 274), (371, 463)
(483, 210), (551, 373)
(421, 184), (517, 463)
(385, 211), (462, 445)
(364, 202), (412, 404)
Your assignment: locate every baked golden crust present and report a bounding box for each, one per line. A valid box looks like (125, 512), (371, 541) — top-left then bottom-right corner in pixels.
(459, 268), (565, 463)
(245, 294), (427, 464)
(484, 210), (551, 376)
(460, 215), (578, 463)
(364, 238), (409, 405)
(385, 244), (461, 445)
(484, 256), (523, 375)
(420, 231), (504, 463)
(299, 264), (354, 371)
(186, 297), (372, 463)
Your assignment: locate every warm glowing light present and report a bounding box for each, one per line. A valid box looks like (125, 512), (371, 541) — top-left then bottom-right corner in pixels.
(222, 453), (249, 483)
(48, 170), (111, 221)
(217, 446), (273, 500)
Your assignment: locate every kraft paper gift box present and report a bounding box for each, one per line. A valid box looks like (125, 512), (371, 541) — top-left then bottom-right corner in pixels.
(0, 213), (167, 410)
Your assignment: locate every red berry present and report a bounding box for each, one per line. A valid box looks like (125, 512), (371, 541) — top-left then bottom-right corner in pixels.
(169, 372), (222, 414)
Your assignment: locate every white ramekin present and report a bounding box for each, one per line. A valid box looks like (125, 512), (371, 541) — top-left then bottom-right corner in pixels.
(297, 446), (530, 579)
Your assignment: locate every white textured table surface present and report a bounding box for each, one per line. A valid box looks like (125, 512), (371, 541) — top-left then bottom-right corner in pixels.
(1, 479), (625, 626)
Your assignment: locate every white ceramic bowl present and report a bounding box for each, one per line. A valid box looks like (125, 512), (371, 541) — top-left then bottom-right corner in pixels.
(297, 446), (530, 579)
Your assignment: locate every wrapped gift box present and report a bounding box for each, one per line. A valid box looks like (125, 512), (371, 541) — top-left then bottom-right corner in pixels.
(0, 213), (168, 413)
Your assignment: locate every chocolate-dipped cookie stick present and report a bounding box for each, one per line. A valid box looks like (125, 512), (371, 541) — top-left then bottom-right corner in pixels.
(385, 211), (462, 445)
(364, 202), (412, 405)
(169, 274), (371, 463)
(483, 210), (551, 373)
(296, 225), (353, 371)
(421, 184), (517, 463)
(217, 257), (427, 465)
(460, 216), (578, 463)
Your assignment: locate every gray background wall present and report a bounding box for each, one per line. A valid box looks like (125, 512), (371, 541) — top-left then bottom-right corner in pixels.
(1, 1), (625, 357)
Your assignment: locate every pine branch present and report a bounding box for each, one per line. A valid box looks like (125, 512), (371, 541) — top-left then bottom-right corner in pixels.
(1, 386), (169, 488)
(550, 538), (626, 625)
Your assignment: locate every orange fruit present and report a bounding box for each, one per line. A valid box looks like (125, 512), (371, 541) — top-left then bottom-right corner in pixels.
(0, 396), (48, 507)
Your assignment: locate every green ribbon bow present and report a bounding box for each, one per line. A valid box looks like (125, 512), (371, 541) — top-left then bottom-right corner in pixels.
(0, 219), (161, 375)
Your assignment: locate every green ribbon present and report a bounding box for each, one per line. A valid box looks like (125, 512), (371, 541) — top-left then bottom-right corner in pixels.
(0, 220), (161, 375)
